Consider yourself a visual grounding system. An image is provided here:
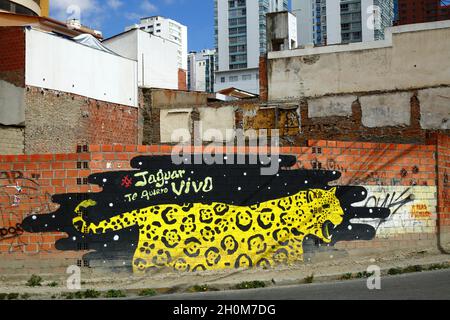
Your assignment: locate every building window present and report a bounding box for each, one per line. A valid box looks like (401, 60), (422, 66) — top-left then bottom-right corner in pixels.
(242, 74), (252, 81)
(221, 77), (226, 83)
(229, 76), (239, 82)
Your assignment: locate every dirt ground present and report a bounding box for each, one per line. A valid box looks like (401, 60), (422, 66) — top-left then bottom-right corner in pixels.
(0, 246), (449, 299)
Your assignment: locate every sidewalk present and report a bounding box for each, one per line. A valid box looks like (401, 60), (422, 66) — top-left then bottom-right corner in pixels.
(0, 247), (449, 299)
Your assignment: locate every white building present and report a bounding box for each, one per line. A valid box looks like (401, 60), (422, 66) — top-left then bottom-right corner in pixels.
(126, 16), (188, 71)
(188, 49), (216, 93)
(214, 0), (288, 95)
(292, 0), (394, 46)
(103, 29), (179, 90)
(24, 28), (137, 107)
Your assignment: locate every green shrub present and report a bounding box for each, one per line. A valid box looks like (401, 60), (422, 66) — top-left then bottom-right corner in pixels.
(189, 285), (219, 292)
(62, 292), (74, 300)
(82, 289), (101, 299)
(355, 271), (374, 279)
(388, 268), (403, 275)
(7, 293), (19, 300)
(47, 281), (58, 287)
(235, 281), (266, 290)
(341, 273), (353, 280)
(138, 289), (157, 297)
(20, 293), (31, 300)
(404, 265), (423, 273)
(26, 274), (42, 287)
(304, 274), (314, 284)
(427, 263), (449, 270)
(104, 290), (126, 298)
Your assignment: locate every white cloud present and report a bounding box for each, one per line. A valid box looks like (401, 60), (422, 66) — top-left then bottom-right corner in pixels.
(51, 0), (105, 29)
(107, 0), (123, 10)
(125, 1), (158, 21)
(140, 0), (158, 13)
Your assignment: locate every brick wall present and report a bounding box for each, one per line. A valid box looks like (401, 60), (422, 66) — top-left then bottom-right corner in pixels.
(24, 87), (139, 154)
(0, 152), (93, 270)
(0, 139), (444, 274)
(437, 134), (450, 250)
(178, 69), (187, 91)
(0, 126), (24, 154)
(259, 55), (268, 101)
(0, 27), (25, 88)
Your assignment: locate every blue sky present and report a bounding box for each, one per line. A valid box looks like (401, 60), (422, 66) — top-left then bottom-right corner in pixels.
(50, 1), (293, 52)
(50, 0), (217, 52)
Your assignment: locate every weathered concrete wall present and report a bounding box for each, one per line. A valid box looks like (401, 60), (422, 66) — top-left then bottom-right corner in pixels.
(160, 109), (192, 143)
(268, 22), (450, 100)
(418, 87), (450, 130)
(360, 92), (412, 128)
(199, 106), (235, 142)
(149, 89), (207, 109)
(0, 125), (24, 154)
(0, 80), (25, 126)
(308, 95), (356, 118)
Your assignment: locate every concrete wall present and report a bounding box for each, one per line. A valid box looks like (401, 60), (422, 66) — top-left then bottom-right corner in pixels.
(308, 95), (356, 118)
(360, 92), (412, 128)
(147, 89), (207, 109)
(160, 109), (192, 144)
(267, 11), (297, 52)
(200, 106), (235, 142)
(25, 28), (138, 107)
(141, 86), (447, 146)
(268, 21), (450, 99)
(141, 88), (208, 145)
(418, 87), (450, 130)
(0, 125), (24, 154)
(0, 79), (25, 126)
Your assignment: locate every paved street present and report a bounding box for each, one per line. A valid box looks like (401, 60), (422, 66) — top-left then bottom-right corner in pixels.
(142, 269), (450, 300)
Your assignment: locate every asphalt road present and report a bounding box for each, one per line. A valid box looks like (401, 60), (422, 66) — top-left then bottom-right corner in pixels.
(142, 269), (450, 300)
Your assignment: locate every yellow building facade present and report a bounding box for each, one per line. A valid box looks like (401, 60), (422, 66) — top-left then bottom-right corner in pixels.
(0, 0), (49, 17)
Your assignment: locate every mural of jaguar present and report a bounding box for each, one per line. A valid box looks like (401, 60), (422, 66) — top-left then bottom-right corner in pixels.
(21, 154), (390, 274)
(72, 187), (344, 274)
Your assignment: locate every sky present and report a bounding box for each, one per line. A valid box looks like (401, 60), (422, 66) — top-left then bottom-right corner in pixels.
(50, 0), (217, 52)
(50, 1), (295, 52)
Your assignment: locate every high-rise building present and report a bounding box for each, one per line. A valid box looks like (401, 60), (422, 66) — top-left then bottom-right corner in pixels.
(126, 16), (188, 71)
(188, 49), (216, 93)
(0, 0), (49, 17)
(214, 0), (288, 94)
(396, 0), (450, 25)
(292, 0), (394, 46)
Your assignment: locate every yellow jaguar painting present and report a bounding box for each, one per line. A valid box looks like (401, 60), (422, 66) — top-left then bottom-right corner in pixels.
(73, 187), (344, 274)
